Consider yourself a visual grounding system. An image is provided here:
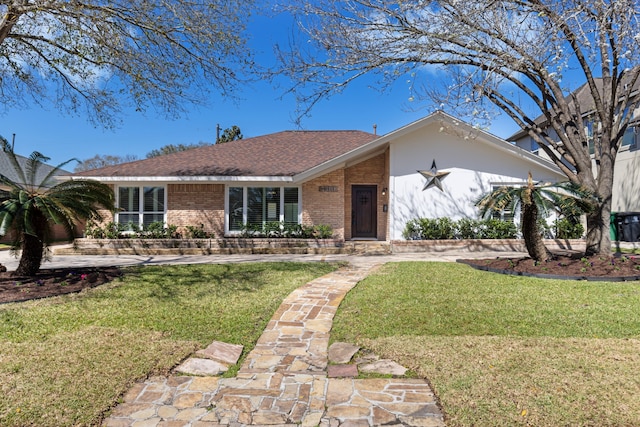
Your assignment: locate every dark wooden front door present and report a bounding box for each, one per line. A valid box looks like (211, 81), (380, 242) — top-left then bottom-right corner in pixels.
(352, 185), (377, 238)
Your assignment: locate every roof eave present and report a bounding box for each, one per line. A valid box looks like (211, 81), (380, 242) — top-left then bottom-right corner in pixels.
(61, 175), (295, 183)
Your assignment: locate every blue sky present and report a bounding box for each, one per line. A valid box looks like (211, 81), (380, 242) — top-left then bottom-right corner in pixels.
(0, 10), (520, 168)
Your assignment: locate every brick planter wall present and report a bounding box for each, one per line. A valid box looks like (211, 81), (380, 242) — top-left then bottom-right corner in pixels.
(391, 239), (586, 253)
(57, 238), (348, 255)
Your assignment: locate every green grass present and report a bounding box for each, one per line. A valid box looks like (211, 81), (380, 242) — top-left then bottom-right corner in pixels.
(331, 261), (640, 427)
(0, 262), (338, 427)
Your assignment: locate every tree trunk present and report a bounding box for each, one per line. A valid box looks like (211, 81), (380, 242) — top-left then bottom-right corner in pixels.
(584, 154), (614, 256)
(585, 201), (613, 256)
(15, 233), (44, 276)
(521, 200), (551, 262)
(521, 176), (551, 262)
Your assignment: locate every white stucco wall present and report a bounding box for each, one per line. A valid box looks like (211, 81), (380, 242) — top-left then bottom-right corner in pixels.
(612, 146), (640, 212)
(388, 121), (565, 240)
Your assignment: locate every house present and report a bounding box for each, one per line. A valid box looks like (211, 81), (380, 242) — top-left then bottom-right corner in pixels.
(508, 82), (640, 215)
(1, 149), (66, 190)
(1, 149), (72, 242)
(69, 111), (566, 242)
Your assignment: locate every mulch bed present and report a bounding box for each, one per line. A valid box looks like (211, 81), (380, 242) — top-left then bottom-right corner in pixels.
(0, 266), (122, 304)
(460, 253), (640, 280)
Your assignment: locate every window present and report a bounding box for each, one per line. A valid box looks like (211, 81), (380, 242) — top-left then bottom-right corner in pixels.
(117, 186), (165, 229)
(229, 187), (244, 232)
(227, 186), (300, 232)
(530, 137), (539, 154)
(284, 188), (298, 224)
(247, 187), (280, 227)
(490, 185), (516, 223)
(622, 125), (637, 148)
(585, 119), (596, 155)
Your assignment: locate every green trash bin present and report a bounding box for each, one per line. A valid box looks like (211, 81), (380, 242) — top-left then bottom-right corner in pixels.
(610, 212), (618, 241)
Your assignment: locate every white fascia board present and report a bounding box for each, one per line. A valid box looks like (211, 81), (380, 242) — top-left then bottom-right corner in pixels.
(64, 175), (294, 183)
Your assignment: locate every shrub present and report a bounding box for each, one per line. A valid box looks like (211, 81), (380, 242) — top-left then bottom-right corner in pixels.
(84, 221), (129, 239)
(139, 221), (178, 239)
(478, 218), (518, 239)
(312, 224), (334, 239)
(456, 218), (479, 240)
(84, 221), (178, 239)
(263, 221), (284, 237)
(403, 217), (517, 240)
(185, 224), (210, 239)
(239, 222), (333, 239)
(283, 223), (304, 237)
(554, 218), (585, 239)
(403, 217), (456, 240)
(402, 219), (422, 240)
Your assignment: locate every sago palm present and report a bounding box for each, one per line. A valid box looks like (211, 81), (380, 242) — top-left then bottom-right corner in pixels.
(475, 172), (595, 262)
(0, 140), (114, 276)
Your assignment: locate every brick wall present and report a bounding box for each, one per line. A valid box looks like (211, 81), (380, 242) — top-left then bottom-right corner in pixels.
(302, 170), (346, 239)
(88, 184), (116, 231)
(167, 183), (225, 237)
(344, 150), (389, 240)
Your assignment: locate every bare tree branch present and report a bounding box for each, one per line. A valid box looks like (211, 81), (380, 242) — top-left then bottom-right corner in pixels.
(0, 0), (257, 126)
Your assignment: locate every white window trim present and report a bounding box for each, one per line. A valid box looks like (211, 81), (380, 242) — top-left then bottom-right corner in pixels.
(224, 185), (302, 235)
(115, 184), (167, 228)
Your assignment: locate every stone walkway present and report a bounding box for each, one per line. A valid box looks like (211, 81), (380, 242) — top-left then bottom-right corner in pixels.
(103, 262), (445, 427)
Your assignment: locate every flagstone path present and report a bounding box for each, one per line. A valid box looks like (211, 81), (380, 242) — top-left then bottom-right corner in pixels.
(103, 263), (445, 426)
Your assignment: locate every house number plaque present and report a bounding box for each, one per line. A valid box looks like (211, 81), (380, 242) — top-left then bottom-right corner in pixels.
(319, 186), (338, 192)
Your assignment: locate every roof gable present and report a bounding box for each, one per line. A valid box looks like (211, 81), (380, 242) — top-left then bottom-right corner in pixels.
(335, 111), (563, 178)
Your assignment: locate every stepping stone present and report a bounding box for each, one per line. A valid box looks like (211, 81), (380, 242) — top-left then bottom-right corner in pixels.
(358, 359), (407, 376)
(196, 340), (243, 365)
(175, 358), (229, 376)
(328, 364), (358, 378)
(328, 342), (360, 364)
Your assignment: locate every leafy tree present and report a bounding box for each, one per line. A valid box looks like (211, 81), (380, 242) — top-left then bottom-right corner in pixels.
(0, 1), (255, 126)
(280, 0), (640, 255)
(146, 142), (212, 158)
(74, 154), (138, 172)
(0, 140), (114, 276)
(217, 125), (243, 143)
(476, 173), (594, 262)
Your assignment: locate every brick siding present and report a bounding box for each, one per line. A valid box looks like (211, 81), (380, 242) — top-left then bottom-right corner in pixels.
(302, 170), (346, 239)
(167, 184), (225, 237)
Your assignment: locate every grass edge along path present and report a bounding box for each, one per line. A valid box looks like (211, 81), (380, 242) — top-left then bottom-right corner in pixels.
(0, 262), (339, 427)
(331, 261), (640, 427)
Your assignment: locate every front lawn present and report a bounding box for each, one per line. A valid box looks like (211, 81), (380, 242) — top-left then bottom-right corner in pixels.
(0, 262), (338, 426)
(331, 261), (640, 427)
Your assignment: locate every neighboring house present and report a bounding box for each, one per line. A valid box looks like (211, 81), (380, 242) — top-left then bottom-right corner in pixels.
(69, 111), (565, 242)
(508, 81), (640, 215)
(1, 150), (72, 242)
(1, 150), (65, 189)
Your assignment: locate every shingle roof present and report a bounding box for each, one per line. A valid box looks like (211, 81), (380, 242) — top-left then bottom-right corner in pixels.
(0, 150), (67, 186)
(72, 130), (378, 178)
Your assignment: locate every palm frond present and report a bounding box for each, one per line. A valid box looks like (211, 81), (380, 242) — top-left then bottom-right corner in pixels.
(1, 140), (28, 186)
(476, 186), (518, 219)
(25, 151), (51, 191)
(38, 157), (80, 191)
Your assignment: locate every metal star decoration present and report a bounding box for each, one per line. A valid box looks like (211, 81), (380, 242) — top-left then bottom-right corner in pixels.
(418, 159), (450, 191)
